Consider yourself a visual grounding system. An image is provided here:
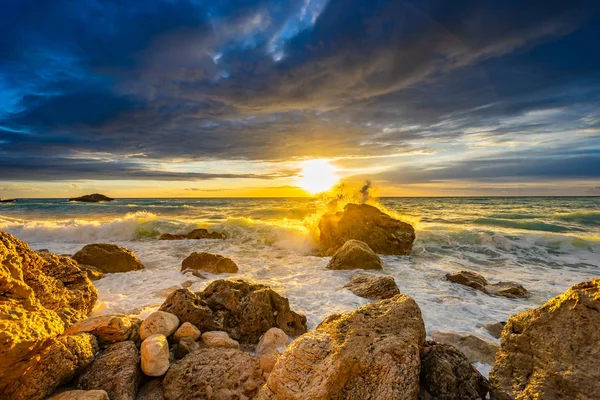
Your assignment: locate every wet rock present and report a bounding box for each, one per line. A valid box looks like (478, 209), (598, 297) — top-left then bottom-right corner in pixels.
(159, 280), (307, 344)
(445, 270), (529, 299)
(49, 390), (110, 400)
(159, 228), (226, 240)
(256, 327), (288, 356)
(318, 203), (416, 255)
(173, 321), (201, 342)
(155, 285), (179, 298)
(141, 334), (170, 377)
(259, 294), (426, 399)
(419, 341), (490, 400)
(78, 264), (105, 281)
(202, 330), (240, 348)
(140, 311), (180, 340)
(76, 340), (140, 400)
(69, 193), (114, 203)
(490, 278), (600, 400)
(342, 273), (400, 299)
(174, 336), (200, 359)
(483, 322), (506, 339)
(3, 333), (98, 400)
(163, 348), (264, 400)
(65, 314), (133, 344)
(431, 331), (499, 366)
(327, 239), (384, 270)
(0, 232), (97, 397)
(73, 243), (144, 273)
(181, 252), (239, 274)
(136, 378), (164, 400)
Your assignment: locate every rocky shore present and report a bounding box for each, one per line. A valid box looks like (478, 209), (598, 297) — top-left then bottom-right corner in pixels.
(1, 203), (598, 400)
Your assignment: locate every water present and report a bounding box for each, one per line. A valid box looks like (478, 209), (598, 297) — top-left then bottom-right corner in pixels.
(1, 197), (599, 374)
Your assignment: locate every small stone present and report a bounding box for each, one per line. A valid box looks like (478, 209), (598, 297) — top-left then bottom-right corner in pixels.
(256, 328), (288, 356)
(181, 280), (194, 288)
(141, 334), (170, 377)
(483, 322), (506, 339)
(181, 252), (239, 274)
(48, 390), (109, 400)
(173, 322), (201, 342)
(431, 331), (499, 366)
(258, 349), (281, 373)
(342, 273), (400, 299)
(202, 331), (240, 349)
(156, 285), (180, 298)
(175, 337), (200, 359)
(65, 314), (133, 344)
(140, 311), (180, 340)
(327, 239), (384, 270)
(445, 271), (488, 292)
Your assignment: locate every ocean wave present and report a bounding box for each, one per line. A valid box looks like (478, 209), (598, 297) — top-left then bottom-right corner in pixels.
(472, 217), (576, 233)
(553, 211), (600, 226)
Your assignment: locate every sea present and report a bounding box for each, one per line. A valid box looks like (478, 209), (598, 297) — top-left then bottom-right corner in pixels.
(1, 197), (599, 374)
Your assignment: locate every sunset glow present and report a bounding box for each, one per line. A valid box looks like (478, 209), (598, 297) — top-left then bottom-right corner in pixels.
(298, 160), (339, 194)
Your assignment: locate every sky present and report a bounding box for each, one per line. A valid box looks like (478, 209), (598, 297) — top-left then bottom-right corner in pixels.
(1, 0), (599, 198)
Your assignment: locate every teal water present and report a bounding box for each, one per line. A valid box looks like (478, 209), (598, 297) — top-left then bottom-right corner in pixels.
(1, 197), (599, 375)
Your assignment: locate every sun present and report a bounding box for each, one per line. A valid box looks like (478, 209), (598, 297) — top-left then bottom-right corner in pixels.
(298, 159), (339, 194)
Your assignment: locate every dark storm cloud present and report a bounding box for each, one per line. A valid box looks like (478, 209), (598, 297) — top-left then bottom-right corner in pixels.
(0, 0), (599, 182)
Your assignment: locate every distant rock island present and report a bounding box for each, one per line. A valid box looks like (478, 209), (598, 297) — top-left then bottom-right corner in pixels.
(0, 198), (16, 203)
(69, 193), (114, 203)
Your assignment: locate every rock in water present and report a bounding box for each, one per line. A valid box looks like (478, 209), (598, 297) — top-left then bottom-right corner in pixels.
(76, 341), (140, 400)
(141, 334), (170, 377)
(259, 294), (426, 399)
(327, 239), (384, 270)
(490, 278), (600, 400)
(419, 341), (490, 400)
(431, 331), (498, 366)
(483, 322), (506, 339)
(181, 252), (239, 274)
(0, 232), (98, 398)
(65, 314), (133, 344)
(3, 333), (98, 400)
(48, 390), (110, 400)
(159, 280), (307, 343)
(163, 348), (265, 400)
(342, 273), (400, 299)
(139, 311), (180, 340)
(446, 270), (529, 299)
(68, 193), (114, 202)
(318, 203), (416, 255)
(73, 243), (144, 273)
(159, 228), (226, 240)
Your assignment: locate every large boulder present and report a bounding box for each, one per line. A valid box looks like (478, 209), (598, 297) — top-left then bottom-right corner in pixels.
(431, 331), (498, 366)
(419, 341), (490, 400)
(318, 203), (415, 255)
(259, 294), (426, 399)
(3, 333), (98, 400)
(65, 314), (133, 344)
(490, 278), (600, 400)
(162, 348), (265, 400)
(0, 232), (97, 397)
(446, 270), (529, 299)
(159, 228), (226, 240)
(159, 280), (307, 343)
(181, 252), (239, 274)
(327, 240), (384, 270)
(342, 273), (400, 299)
(73, 243), (144, 273)
(76, 341), (140, 400)
(141, 334), (170, 377)
(69, 193), (114, 202)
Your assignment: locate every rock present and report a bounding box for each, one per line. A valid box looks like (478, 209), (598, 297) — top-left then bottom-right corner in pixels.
(136, 379), (164, 400)
(258, 349), (282, 373)
(163, 348), (264, 400)
(490, 278), (600, 400)
(483, 322), (506, 339)
(175, 336), (200, 359)
(446, 270), (529, 299)
(202, 331), (240, 348)
(159, 280), (307, 344)
(181, 252), (239, 274)
(256, 327), (288, 356)
(141, 334), (170, 377)
(65, 314), (133, 344)
(419, 341), (490, 400)
(172, 321), (201, 342)
(318, 203), (416, 255)
(3, 333), (98, 400)
(73, 243), (144, 273)
(69, 193), (114, 202)
(327, 239), (384, 270)
(156, 285), (179, 298)
(49, 390), (110, 400)
(0, 232), (97, 397)
(342, 273), (400, 299)
(140, 311), (180, 340)
(76, 341), (140, 400)
(181, 280), (194, 288)
(78, 264), (105, 281)
(259, 294), (426, 399)
(431, 331), (498, 366)
(159, 228), (226, 240)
